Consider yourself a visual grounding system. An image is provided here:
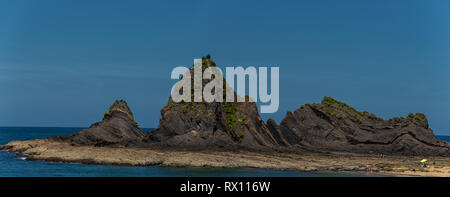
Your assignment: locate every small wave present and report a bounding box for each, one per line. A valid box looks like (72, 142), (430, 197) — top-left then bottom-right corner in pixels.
(17, 157), (27, 160)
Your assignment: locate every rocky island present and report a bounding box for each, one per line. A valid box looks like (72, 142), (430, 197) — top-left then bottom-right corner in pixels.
(1, 56), (450, 176)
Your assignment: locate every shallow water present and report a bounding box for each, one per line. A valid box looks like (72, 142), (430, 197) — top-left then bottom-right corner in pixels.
(0, 127), (448, 177)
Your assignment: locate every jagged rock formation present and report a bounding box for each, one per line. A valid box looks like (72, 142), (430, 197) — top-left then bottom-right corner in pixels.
(51, 100), (145, 147)
(142, 56), (449, 156)
(144, 56), (278, 151)
(266, 97), (450, 156)
(2, 56), (448, 157)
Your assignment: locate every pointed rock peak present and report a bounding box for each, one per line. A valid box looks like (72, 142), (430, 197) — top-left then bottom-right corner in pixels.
(104, 99), (135, 121)
(186, 54), (216, 70)
(200, 54), (216, 68)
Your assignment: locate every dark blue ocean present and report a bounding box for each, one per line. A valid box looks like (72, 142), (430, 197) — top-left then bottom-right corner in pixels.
(0, 127), (448, 177)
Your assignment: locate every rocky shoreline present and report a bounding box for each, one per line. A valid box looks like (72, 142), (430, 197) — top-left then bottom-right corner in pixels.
(1, 56), (449, 176)
(1, 139), (449, 177)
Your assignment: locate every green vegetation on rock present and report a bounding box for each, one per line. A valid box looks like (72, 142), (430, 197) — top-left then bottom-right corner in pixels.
(408, 113), (426, 123)
(166, 103), (175, 110)
(224, 102), (244, 140)
(321, 96), (358, 113)
(238, 119), (248, 125)
(326, 109), (332, 117)
(389, 113), (426, 123)
(359, 111), (368, 116)
(354, 113), (361, 123)
(105, 99), (134, 121)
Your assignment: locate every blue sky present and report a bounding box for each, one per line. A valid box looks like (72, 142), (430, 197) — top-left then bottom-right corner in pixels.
(0, 0), (449, 134)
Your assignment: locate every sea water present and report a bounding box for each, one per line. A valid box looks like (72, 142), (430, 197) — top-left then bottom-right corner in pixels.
(0, 127), (448, 177)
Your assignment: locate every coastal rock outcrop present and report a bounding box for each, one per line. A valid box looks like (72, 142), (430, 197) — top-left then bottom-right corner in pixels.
(266, 97), (450, 156)
(51, 100), (145, 147)
(142, 56), (449, 156)
(2, 56), (449, 158)
(144, 56), (279, 151)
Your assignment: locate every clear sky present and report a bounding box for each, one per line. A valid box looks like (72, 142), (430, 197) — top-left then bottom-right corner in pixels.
(0, 0), (449, 135)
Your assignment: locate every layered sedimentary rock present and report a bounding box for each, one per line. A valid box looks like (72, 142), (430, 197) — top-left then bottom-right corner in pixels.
(142, 57), (450, 155)
(144, 57), (278, 151)
(266, 97), (450, 156)
(2, 56), (449, 157)
(51, 100), (145, 147)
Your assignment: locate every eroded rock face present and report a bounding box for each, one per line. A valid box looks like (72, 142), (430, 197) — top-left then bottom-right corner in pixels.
(145, 99), (279, 151)
(51, 100), (145, 147)
(143, 57), (449, 155)
(144, 57), (278, 151)
(4, 57), (448, 157)
(266, 97), (450, 156)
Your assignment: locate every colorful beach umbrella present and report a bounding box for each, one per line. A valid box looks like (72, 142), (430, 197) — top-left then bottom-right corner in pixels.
(420, 159), (428, 163)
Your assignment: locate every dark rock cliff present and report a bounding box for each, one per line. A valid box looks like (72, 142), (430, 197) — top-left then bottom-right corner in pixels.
(143, 56), (278, 151)
(51, 100), (145, 147)
(41, 57), (450, 156)
(266, 97), (450, 156)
